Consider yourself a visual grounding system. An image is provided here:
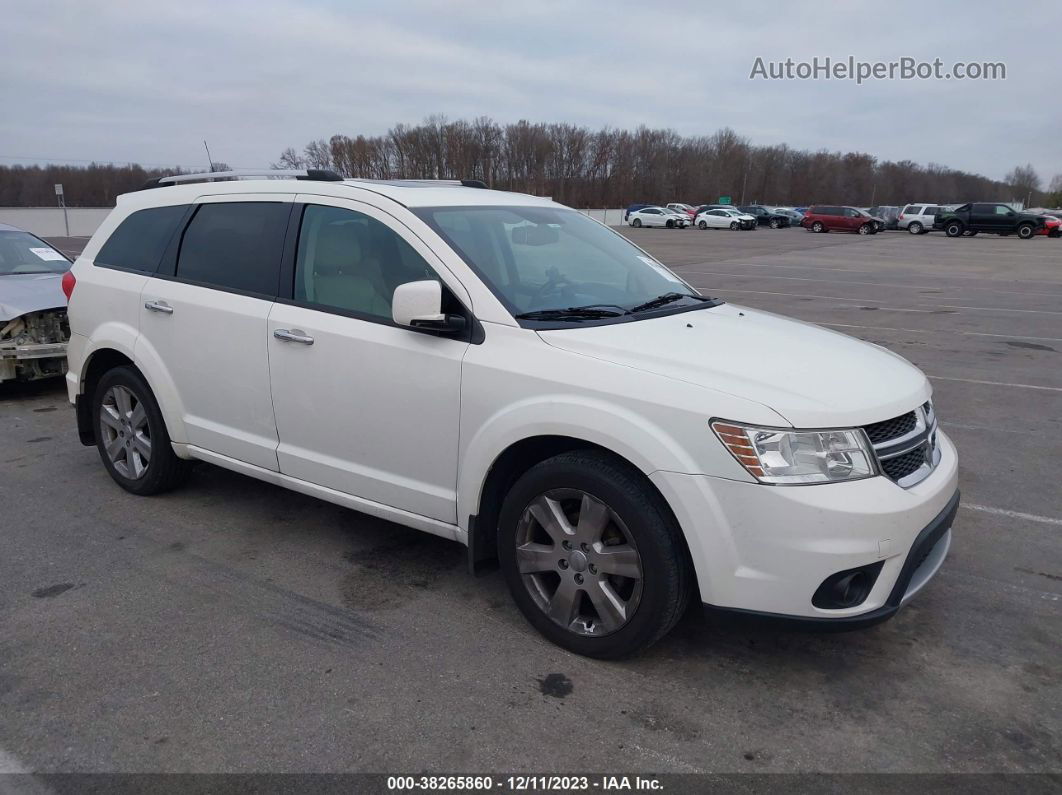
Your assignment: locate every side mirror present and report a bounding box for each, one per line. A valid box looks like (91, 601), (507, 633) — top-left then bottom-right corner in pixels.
(392, 280), (466, 335)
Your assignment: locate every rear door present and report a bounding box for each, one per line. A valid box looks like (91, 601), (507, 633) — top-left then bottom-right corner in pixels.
(138, 195), (293, 470)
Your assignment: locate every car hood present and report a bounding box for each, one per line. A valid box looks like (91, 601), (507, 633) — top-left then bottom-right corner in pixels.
(536, 303), (930, 428)
(0, 273), (67, 322)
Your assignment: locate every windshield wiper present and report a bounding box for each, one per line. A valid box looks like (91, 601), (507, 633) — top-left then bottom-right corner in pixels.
(629, 292), (709, 313)
(515, 304), (629, 321)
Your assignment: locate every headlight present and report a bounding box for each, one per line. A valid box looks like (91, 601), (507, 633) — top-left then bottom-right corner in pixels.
(711, 421), (876, 485)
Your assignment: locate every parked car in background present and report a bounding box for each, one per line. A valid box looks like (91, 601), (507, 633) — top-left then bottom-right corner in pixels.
(934, 203), (1046, 239)
(868, 206), (900, 230)
(1036, 215), (1060, 237)
(738, 205), (791, 228)
(628, 206), (688, 228)
(624, 203), (651, 222)
(771, 208), (804, 225)
(666, 203), (697, 221)
(898, 204), (944, 235)
(65, 169), (959, 658)
(801, 206), (879, 235)
(695, 208), (756, 230)
(0, 223), (72, 383)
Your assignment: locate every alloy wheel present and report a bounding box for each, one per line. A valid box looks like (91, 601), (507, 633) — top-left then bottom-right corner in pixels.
(515, 489), (643, 637)
(99, 385), (151, 479)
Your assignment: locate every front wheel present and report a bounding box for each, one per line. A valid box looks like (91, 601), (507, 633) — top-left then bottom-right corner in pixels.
(908, 222), (923, 235)
(729, 221), (738, 230)
(945, 222), (964, 237)
(665, 219), (674, 229)
(631, 218), (642, 228)
(698, 220), (708, 230)
(498, 451), (691, 659)
(811, 221), (825, 233)
(858, 223), (872, 235)
(1017, 223), (1035, 240)
(92, 366), (190, 495)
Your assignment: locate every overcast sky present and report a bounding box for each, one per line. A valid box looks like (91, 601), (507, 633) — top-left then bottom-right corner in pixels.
(1, 0), (1058, 184)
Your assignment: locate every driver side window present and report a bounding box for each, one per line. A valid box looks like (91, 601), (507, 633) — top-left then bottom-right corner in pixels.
(294, 204), (436, 321)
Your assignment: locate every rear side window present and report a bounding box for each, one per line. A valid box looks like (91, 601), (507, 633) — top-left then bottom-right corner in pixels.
(905, 205), (923, 215)
(926, 206), (942, 215)
(95, 205), (187, 273)
(176, 202), (289, 296)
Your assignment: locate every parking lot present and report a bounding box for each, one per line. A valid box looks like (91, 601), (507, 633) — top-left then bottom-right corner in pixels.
(1, 228), (1059, 775)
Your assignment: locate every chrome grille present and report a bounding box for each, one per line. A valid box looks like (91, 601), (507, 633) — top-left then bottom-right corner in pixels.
(863, 401), (940, 488)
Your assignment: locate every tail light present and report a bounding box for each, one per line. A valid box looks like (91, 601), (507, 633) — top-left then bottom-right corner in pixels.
(898, 214), (904, 220)
(61, 270), (76, 300)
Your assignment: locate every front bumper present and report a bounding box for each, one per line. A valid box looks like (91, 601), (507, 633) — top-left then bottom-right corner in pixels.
(650, 429), (959, 623)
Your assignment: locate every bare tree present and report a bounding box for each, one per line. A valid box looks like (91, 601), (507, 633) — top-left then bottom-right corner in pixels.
(1005, 164), (1042, 205)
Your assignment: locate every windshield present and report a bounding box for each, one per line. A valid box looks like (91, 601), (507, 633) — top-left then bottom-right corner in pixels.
(0, 231), (70, 275)
(413, 206), (712, 322)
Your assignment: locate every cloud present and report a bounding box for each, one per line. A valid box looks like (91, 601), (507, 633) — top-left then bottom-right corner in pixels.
(0, 0), (1058, 182)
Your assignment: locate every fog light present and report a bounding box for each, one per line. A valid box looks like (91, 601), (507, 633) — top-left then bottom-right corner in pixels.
(812, 562), (884, 609)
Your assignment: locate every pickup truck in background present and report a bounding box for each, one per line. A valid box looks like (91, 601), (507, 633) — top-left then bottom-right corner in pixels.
(934, 203), (1047, 239)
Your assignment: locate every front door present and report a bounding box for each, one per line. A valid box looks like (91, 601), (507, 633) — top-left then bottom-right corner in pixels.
(266, 197), (470, 523)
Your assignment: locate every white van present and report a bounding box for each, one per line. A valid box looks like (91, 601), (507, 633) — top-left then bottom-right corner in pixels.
(64, 170), (959, 658)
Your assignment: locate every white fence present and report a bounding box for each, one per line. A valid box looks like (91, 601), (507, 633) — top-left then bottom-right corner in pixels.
(0, 206), (629, 239)
(0, 207), (113, 237)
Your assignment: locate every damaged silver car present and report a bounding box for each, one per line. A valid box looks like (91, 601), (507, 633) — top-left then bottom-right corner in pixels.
(0, 224), (71, 383)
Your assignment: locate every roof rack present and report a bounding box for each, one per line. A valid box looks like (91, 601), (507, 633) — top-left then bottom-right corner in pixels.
(349, 178), (489, 189)
(138, 168), (344, 190)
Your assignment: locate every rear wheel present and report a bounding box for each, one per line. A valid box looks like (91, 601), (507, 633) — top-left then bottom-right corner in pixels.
(498, 451), (691, 659)
(631, 218), (642, 228)
(1017, 223), (1035, 240)
(769, 218), (780, 229)
(945, 222), (964, 237)
(698, 220), (708, 230)
(92, 366), (190, 495)
(908, 222), (923, 234)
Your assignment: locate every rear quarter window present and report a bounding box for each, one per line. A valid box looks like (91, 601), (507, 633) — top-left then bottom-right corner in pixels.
(95, 205), (188, 273)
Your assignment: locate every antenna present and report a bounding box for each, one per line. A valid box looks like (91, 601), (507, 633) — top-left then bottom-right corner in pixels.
(203, 140), (216, 172)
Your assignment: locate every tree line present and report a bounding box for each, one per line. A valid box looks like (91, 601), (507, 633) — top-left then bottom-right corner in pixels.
(1, 117), (1057, 208)
(275, 116), (1056, 208)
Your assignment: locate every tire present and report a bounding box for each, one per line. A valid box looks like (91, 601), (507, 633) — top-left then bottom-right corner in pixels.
(92, 365), (190, 496)
(769, 218), (780, 229)
(631, 218), (641, 228)
(729, 221), (738, 230)
(1049, 230), (1060, 238)
(812, 221), (825, 233)
(858, 223), (872, 235)
(698, 220), (707, 230)
(666, 219), (674, 229)
(1017, 223), (1035, 240)
(498, 450), (691, 659)
(945, 222), (964, 237)
(908, 222), (923, 235)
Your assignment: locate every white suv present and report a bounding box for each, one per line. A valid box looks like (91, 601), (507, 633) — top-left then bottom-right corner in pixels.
(65, 170), (959, 658)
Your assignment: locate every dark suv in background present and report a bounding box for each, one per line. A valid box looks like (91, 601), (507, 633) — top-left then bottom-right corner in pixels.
(934, 203), (1047, 239)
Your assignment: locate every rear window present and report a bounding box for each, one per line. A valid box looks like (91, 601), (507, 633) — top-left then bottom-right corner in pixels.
(96, 205), (188, 273)
(175, 202), (289, 296)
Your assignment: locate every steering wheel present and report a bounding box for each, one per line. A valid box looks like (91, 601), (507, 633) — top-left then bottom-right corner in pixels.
(529, 268), (575, 305)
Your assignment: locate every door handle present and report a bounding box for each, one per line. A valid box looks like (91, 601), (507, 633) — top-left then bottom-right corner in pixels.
(273, 328), (314, 345)
(144, 300), (173, 315)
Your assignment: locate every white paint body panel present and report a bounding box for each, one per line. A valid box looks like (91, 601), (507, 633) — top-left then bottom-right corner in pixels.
(65, 178), (958, 622)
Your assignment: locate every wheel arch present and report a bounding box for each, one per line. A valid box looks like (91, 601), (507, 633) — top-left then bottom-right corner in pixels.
(465, 434), (693, 584)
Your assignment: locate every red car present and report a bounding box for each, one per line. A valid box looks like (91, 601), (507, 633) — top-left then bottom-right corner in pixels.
(800, 205), (879, 235)
(1036, 215), (1061, 237)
